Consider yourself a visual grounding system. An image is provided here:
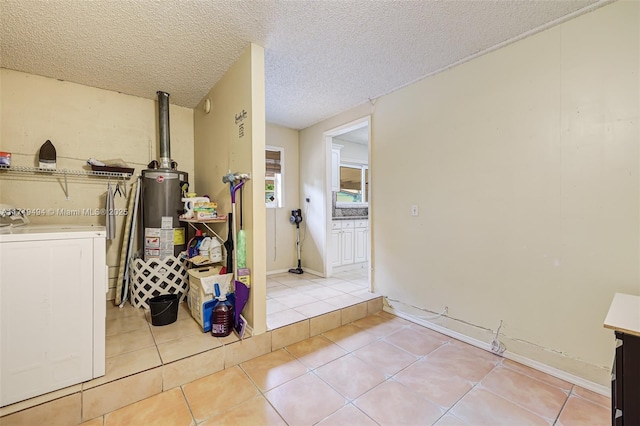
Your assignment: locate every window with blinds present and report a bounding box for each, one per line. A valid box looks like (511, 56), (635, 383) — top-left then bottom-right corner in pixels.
(266, 147), (283, 208)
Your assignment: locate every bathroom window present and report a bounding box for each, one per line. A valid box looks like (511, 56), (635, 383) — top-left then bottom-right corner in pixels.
(337, 163), (368, 205)
(265, 146), (284, 208)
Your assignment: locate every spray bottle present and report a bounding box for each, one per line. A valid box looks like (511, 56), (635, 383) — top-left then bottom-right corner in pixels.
(187, 229), (205, 258)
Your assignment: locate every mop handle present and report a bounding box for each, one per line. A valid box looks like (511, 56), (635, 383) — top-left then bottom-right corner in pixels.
(231, 180), (245, 203)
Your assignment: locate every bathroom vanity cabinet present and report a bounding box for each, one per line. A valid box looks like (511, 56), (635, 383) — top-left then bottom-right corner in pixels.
(332, 219), (368, 268)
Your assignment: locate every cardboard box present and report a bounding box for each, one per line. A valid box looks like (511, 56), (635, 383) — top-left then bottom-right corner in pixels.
(187, 266), (232, 330)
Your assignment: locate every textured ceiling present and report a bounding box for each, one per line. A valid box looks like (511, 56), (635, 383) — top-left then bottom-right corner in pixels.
(1, 0), (608, 130)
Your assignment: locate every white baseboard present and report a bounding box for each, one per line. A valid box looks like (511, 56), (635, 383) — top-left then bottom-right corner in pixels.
(266, 267), (325, 277)
(384, 305), (610, 397)
(332, 262), (368, 274)
(301, 268), (324, 277)
(503, 349), (610, 397)
(266, 269), (290, 275)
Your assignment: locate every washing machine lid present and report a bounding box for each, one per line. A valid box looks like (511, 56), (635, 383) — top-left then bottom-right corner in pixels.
(0, 224), (106, 242)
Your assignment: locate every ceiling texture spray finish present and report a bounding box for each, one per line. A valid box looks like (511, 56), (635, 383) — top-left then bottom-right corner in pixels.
(0, 0), (608, 129)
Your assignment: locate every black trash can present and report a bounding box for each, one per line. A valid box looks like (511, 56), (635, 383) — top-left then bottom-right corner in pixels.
(149, 294), (179, 326)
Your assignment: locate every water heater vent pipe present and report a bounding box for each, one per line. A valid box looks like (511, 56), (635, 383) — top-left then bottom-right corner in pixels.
(157, 91), (171, 169)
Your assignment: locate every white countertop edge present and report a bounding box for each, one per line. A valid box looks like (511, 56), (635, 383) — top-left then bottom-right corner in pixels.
(604, 293), (640, 337)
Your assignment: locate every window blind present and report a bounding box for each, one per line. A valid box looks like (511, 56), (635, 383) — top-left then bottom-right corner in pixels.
(266, 149), (281, 176)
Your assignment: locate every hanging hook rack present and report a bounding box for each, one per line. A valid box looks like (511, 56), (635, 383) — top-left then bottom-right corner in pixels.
(120, 175), (127, 198)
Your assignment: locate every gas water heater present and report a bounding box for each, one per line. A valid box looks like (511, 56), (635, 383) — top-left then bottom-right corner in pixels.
(141, 91), (187, 260)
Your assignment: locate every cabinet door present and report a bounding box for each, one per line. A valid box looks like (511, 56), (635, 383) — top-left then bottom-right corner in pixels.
(1, 238), (94, 406)
(331, 229), (342, 267)
(621, 333), (640, 424)
(354, 227), (367, 263)
(341, 228), (355, 265)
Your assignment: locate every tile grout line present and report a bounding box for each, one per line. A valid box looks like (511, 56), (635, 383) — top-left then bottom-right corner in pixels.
(433, 362), (500, 424)
(491, 359), (578, 423)
(236, 363), (290, 425)
(567, 386), (611, 410)
(552, 384), (574, 426)
(250, 313), (398, 423)
(177, 385), (198, 426)
(498, 357), (574, 394)
(479, 383), (563, 423)
(284, 343), (373, 425)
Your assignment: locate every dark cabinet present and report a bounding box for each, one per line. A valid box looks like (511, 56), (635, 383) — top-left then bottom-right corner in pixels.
(611, 331), (640, 425)
(604, 293), (640, 426)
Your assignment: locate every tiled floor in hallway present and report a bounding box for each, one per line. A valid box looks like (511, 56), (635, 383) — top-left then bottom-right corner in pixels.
(267, 268), (374, 330)
(81, 311), (609, 425)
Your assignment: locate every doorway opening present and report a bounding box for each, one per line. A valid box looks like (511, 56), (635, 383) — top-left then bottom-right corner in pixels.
(324, 116), (371, 286)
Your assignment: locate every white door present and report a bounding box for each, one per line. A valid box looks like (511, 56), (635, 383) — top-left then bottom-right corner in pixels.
(1, 238), (94, 406)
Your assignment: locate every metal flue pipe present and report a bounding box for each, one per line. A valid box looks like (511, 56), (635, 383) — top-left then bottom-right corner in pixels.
(157, 91), (171, 169)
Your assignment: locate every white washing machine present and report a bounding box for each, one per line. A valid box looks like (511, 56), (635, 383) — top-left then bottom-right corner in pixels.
(0, 224), (107, 407)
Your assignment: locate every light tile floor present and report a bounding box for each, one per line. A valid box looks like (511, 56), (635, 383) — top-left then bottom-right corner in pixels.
(82, 311), (610, 425)
(98, 268), (373, 385)
(0, 267), (376, 422)
(267, 268), (374, 329)
(3, 268), (611, 425)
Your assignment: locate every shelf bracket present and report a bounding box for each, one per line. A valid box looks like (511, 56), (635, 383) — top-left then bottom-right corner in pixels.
(63, 171), (70, 200)
(185, 221), (224, 242)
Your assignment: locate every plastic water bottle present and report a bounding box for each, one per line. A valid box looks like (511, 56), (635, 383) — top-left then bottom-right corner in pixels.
(210, 282), (234, 337)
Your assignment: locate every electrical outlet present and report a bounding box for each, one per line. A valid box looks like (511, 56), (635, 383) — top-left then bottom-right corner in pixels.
(411, 205), (419, 216)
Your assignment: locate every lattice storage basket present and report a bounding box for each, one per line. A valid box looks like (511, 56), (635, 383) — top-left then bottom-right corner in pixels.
(130, 256), (188, 309)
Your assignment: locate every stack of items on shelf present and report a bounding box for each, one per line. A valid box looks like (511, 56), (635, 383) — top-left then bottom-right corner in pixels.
(193, 200), (217, 220)
(180, 194), (218, 220)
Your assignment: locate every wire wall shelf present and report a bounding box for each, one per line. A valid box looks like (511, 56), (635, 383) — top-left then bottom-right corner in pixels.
(0, 165), (134, 199)
(0, 165), (133, 178)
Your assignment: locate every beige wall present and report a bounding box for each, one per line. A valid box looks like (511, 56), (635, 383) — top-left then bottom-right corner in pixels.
(266, 123), (300, 273)
(0, 69), (194, 299)
(373, 1), (637, 385)
(193, 44), (267, 334)
(299, 1), (639, 386)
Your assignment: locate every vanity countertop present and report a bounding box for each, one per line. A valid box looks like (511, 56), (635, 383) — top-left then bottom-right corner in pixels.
(332, 216), (368, 220)
(604, 293), (640, 337)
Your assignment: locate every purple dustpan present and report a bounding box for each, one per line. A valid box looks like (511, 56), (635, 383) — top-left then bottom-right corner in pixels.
(234, 280), (250, 337)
